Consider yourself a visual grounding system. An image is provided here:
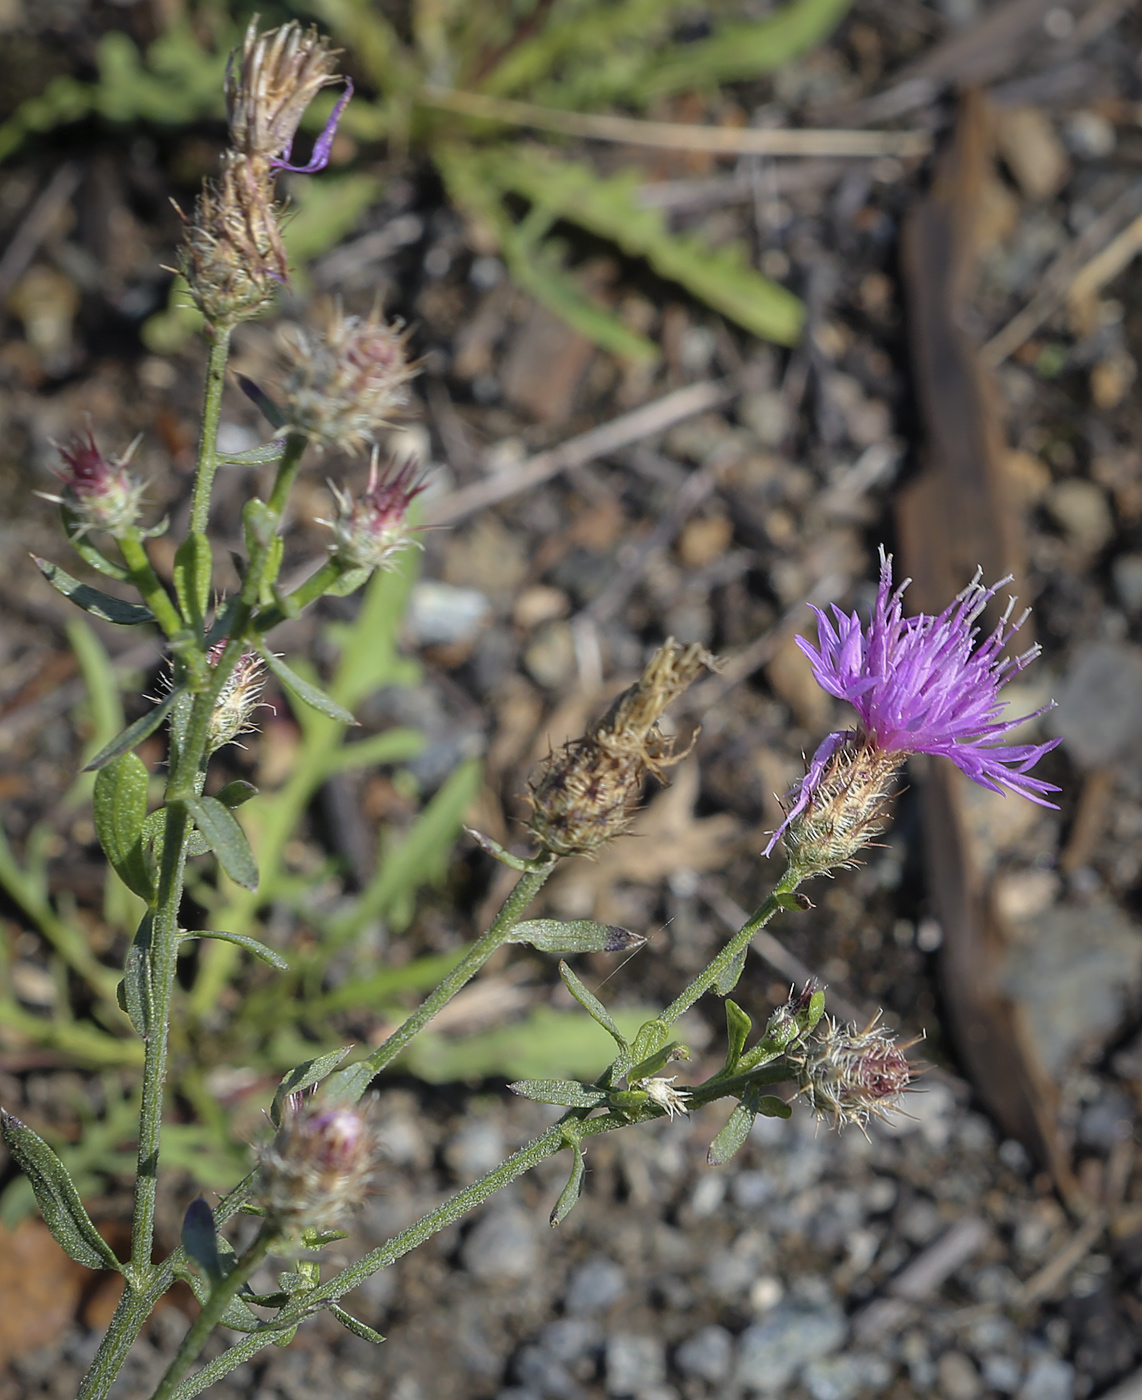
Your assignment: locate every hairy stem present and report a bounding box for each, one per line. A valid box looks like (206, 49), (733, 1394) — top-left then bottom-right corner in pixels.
(190, 329), (233, 536)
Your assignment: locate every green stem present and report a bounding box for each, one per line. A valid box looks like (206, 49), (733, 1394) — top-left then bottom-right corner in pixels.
(660, 867), (800, 1026)
(151, 1225), (274, 1400)
(254, 557), (354, 632)
(337, 855), (558, 1102)
(190, 329), (232, 536)
(129, 803), (191, 1278)
(117, 532), (184, 640)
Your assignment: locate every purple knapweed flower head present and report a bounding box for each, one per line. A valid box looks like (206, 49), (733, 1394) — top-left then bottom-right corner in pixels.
(322, 452), (427, 573)
(255, 1093), (380, 1235)
(766, 550), (1060, 874)
(42, 428), (146, 538)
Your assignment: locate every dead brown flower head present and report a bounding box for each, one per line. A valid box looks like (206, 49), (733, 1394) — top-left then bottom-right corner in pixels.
(528, 640), (718, 857)
(793, 1013), (915, 1131)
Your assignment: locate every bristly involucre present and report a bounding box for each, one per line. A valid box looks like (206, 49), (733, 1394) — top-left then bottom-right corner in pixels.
(42, 429), (147, 538)
(766, 550), (1060, 870)
(255, 1094), (380, 1235)
(793, 1014), (914, 1131)
(322, 453), (426, 572)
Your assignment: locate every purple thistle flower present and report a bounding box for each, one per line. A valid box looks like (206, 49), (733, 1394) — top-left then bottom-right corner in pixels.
(766, 550), (1059, 859)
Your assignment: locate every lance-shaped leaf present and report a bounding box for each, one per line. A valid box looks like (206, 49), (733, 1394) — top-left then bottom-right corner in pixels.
(714, 947), (746, 996)
(257, 647), (357, 726)
(117, 914), (154, 1039)
(550, 1139), (586, 1227)
(628, 1041), (689, 1084)
(508, 1079), (609, 1108)
(181, 930), (288, 972)
(558, 961), (630, 1063)
(173, 531), (212, 630)
(757, 1095), (792, 1120)
(181, 1197), (225, 1283)
(214, 779), (258, 808)
(217, 438), (287, 466)
(707, 1101), (755, 1168)
(724, 999), (753, 1074)
(83, 689), (179, 772)
(271, 1046), (353, 1127)
(183, 795), (258, 891)
(32, 556), (155, 626)
(630, 1017), (669, 1066)
(507, 919), (644, 955)
(238, 375), (287, 429)
(0, 1110), (122, 1272)
(329, 1305), (386, 1344)
(93, 751), (154, 903)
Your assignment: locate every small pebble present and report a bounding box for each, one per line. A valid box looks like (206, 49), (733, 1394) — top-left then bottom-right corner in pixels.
(1111, 554), (1142, 614)
(565, 1258), (626, 1316)
(1063, 110), (1115, 159)
(461, 1206), (539, 1282)
(735, 1303), (847, 1393)
(604, 1334), (666, 1397)
(674, 1325), (734, 1383)
(938, 1350), (983, 1400)
(1017, 1355), (1074, 1400)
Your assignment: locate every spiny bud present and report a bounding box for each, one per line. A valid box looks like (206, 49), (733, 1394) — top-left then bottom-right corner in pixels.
(793, 1013), (914, 1131)
(528, 640), (717, 857)
(42, 429), (146, 538)
(255, 1095), (380, 1234)
(226, 19), (348, 178)
(277, 305), (417, 455)
(207, 645), (267, 752)
(321, 453), (426, 572)
(773, 734), (903, 878)
(763, 979), (825, 1049)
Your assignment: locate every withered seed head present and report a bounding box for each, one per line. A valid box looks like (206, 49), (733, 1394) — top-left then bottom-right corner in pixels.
(528, 640), (717, 857)
(793, 1013), (915, 1132)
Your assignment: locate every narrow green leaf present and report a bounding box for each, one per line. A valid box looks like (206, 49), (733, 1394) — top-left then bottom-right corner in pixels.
(32, 556), (155, 626)
(217, 438), (287, 466)
(756, 1095), (792, 1119)
(238, 376), (286, 429)
(93, 752), (154, 902)
(258, 647), (358, 726)
(508, 1078), (608, 1108)
(118, 914), (154, 1039)
(322, 727), (424, 776)
(707, 1101), (755, 1167)
(271, 1047), (352, 1127)
(714, 947), (746, 996)
(181, 930), (288, 972)
(173, 532), (212, 630)
(183, 795), (258, 891)
(724, 999), (753, 1073)
(0, 1110), (122, 1271)
(630, 1017), (669, 1066)
(181, 1197), (224, 1282)
(329, 1304), (386, 1345)
(550, 1140), (586, 1227)
(83, 690), (178, 772)
(558, 961), (629, 1053)
(507, 919), (644, 954)
(59, 508), (128, 579)
(628, 1041), (689, 1084)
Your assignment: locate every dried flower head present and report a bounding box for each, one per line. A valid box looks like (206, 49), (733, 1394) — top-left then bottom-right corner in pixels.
(180, 154), (288, 329)
(226, 19), (349, 177)
(767, 550), (1059, 874)
(321, 452), (426, 572)
(793, 1013), (914, 1131)
(255, 1094), (379, 1234)
(528, 640), (717, 857)
(207, 645), (268, 752)
(638, 1076), (690, 1120)
(277, 305), (417, 455)
(41, 429), (146, 537)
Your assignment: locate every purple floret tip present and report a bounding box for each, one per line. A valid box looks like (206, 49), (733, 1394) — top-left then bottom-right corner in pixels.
(272, 78), (353, 174)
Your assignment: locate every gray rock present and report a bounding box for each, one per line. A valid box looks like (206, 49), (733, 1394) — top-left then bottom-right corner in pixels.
(406, 580), (491, 647)
(803, 1352), (894, 1400)
(1017, 1356), (1074, 1400)
(565, 1257), (626, 1315)
(674, 1325), (734, 1382)
(604, 1334), (666, 1397)
(461, 1206), (539, 1282)
(981, 1355), (1022, 1394)
(735, 1302), (847, 1393)
(1051, 642), (1142, 767)
(937, 1350), (982, 1400)
(1112, 554), (1142, 614)
(539, 1318), (602, 1365)
(445, 1118), (506, 1180)
(515, 1345), (584, 1399)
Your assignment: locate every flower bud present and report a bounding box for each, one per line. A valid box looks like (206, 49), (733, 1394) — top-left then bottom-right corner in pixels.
(322, 453), (425, 572)
(46, 430), (146, 537)
(528, 640), (717, 857)
(277, 305), (417, 455)
(255, 1095), (380, 1234)
(793, 1014), (913, 1131)
(207, 646), (267, 752)
(774, 734), (903, 878)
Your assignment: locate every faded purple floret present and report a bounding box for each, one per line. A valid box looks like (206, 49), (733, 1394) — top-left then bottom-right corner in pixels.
(271, 79), (353, 173)
(766, 551), (1060, 855)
